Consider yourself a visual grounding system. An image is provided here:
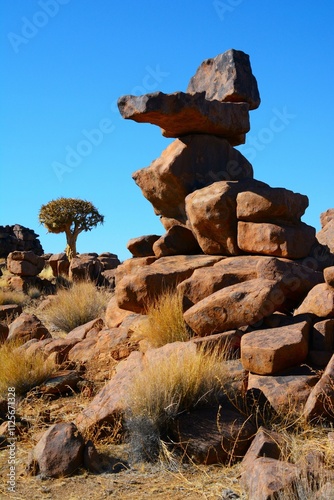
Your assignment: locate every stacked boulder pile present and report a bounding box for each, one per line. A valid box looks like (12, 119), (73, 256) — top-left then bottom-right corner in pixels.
(2, 51), (334, 496)
(113, 49), (333, 352)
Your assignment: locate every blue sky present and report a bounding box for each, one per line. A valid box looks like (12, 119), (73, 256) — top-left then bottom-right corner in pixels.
(1, 0), (333, 261)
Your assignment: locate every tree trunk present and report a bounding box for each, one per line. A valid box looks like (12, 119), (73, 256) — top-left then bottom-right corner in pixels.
(65, 232), (78, 261)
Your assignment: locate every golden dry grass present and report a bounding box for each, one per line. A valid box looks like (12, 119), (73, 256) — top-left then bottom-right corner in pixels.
(142, 289), (191, 347)
(127, 346), (233, 428)
(0, 289), (28, 307)
(0, 340), (56, 398)
(42, 281), (111, 333)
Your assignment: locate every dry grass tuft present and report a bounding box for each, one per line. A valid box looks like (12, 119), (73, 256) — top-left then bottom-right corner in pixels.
(142, 289), (191, 347)
(0, 289), (28, 306)
(42, 281), (111, 333)
(126, 346), (234, 462)
(0, 340), (56, 398)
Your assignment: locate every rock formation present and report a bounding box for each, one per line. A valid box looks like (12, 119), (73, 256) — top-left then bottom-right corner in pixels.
(0, 224), (44, 258)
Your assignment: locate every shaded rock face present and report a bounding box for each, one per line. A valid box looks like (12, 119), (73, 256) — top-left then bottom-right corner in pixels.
(118, 91), (250, 145)
(187, 49), (261, 109)
(0, 225), (43, 258)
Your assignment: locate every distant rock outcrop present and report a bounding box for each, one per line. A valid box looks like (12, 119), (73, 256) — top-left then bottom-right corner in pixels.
(0, 224), (43, 258)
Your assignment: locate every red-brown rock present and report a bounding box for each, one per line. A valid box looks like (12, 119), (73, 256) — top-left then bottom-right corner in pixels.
(132, 135), (253, 223)
(116, 254), (223, 314)
(27, 422), (85, 478)
(7, 251), (45, 276)
(152, 225), (201, 257)
(303, 354), (334, 421)
(7, 313), (51, 343)
(76, 351), (144, 432)
(178, 255), (259, 309)
(317, 219), (334, 254)
(241, 457), (300, 500)
(312, 319), (334, 351)
(183, 278), (279, 336)
(294, 283), (334, 318)
(48, 253), (69, 277)
(241, 427), (286, 471)
(118, 91), (250, 145)
(187, 49), (260, 110)
(127, 235), (161, 257)
(241, 321), (310, 375)
(0, 304), (22, 321)
(105, 296), (136, 329)
(237, 221), (316, 259)
(236, 185), (308, 223)
(247, 366), (319, 412)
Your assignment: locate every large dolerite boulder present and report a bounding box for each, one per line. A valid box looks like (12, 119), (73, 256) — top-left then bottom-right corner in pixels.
(118, 91), (250, 145)
(115, 255), (223, 314)
(185, 178), (267, 255)
(132, 135), (253, 224)
(187, 49), (260, 110)
(185, 179), (315, 259)
(69, 253), (102, 282)
(183, 278), (280, 336)
(7, 251), (45, 276)
(178, 255), (324, 311)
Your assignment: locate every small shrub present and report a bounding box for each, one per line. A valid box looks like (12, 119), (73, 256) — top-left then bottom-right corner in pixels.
(126, 346), (235, 462)
(0, 341), (56, 397)
(143, 289), (191, 347)
(43, 281), (111, 332)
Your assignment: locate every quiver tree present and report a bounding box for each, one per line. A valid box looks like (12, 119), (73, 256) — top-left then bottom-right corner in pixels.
(39, 198), (104, 260)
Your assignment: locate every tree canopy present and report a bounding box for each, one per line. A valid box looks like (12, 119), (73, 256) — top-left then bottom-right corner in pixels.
(39, 197), (104, 259)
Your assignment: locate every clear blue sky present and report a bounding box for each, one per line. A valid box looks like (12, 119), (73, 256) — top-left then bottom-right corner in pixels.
(1, 0), (333, 261)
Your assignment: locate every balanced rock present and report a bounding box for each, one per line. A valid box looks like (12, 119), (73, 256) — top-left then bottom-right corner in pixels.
(187, 49), (260, 110)
(118, 91), (249, 145)
(132, 135), (253, 223)
(240, 320), (310, 375)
